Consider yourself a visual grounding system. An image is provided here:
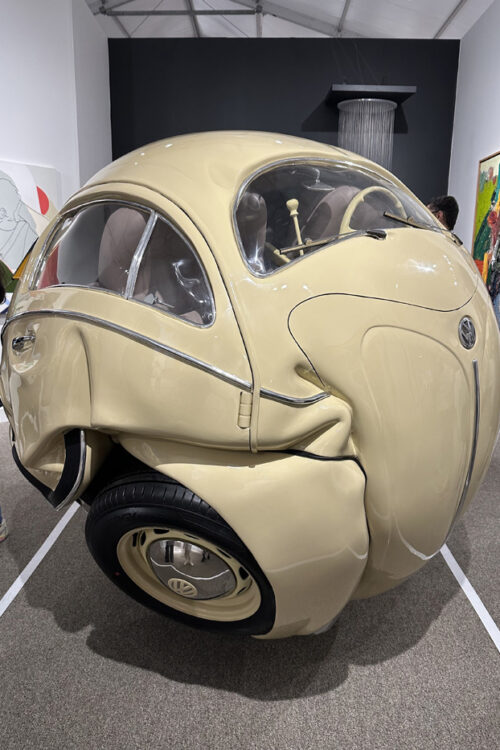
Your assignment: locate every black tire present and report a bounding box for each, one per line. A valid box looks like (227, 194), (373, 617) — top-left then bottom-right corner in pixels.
(85, 471), (275, 635)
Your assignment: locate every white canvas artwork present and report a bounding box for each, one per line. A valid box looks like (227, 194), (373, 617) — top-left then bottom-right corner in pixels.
(0, 161), (60, 313)
(0, 161), (60, 273)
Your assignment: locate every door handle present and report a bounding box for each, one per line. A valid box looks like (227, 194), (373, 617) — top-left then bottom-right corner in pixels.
(12, 332), (36, 352)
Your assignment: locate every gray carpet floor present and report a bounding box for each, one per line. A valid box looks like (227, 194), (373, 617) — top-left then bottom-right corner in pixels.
(0, 421), (498, 750)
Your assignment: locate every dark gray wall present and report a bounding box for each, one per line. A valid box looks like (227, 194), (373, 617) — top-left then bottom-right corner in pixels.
(109, 38), (459, 204)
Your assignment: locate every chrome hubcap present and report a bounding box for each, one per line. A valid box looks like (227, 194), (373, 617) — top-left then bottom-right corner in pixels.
(116, 526), (261, 622)
(148, 539), (236, 600)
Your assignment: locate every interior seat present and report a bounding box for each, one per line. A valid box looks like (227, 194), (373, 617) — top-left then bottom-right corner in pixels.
(302, 185), (360, 241)
(236, 192), (270, 273)
(98, 207), (148, 294)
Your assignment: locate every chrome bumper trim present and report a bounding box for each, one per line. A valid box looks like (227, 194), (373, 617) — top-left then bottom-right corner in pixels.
(259, 388), (330, 406)
(447, 359), (480, 537)
(2, 309), (251, 392)
(2, 309), (328, 407)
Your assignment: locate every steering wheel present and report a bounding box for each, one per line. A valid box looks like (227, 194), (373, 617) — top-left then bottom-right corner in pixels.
(339, 186), (406, 235)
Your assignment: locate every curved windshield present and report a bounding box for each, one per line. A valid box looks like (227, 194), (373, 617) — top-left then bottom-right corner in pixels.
(235, 162), (439, 275)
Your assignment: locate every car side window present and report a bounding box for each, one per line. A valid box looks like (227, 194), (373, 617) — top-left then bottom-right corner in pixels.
(131, 216), (215, 326)
(34, 203), (150, 293)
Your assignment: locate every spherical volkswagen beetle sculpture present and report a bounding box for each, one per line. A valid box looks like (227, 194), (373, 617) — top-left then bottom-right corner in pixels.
(1, 132), (499, 638)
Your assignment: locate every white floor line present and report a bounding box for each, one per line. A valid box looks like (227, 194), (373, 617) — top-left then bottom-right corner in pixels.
(0, 502), (80, 617)
(441, 543), (500, 653)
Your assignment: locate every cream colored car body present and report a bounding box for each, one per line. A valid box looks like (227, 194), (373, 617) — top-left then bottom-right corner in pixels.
(1, 131), (499, 639)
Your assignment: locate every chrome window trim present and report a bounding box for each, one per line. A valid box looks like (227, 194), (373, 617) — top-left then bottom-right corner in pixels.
(125, 212), (157, 298)
(28, 198), (216, 328)
(2, 309), (329, 407)
(447, 359), (480, 538)
(17, 284), (215, 330)
(29, 199), (154, 290)
(235, 157), (393, 211)
(127, 212), (216, 325)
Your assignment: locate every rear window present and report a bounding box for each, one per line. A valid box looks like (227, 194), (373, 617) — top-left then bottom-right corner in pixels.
(34, 202), (150, 293)
(235, 161), (438, 275)
(32, 201), (214, 326)
(131, 216), (214, 326)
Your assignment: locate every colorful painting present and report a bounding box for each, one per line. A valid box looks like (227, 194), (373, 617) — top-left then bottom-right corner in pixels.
(472, 150), (500, 325)
(0, 161), (60, 311)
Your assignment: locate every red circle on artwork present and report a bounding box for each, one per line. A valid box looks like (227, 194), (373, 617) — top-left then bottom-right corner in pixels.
(37, 186), (49, 215)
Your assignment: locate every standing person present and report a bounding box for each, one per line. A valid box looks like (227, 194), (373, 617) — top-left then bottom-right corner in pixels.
(0, 277), (7, 542)
(427, 195), (459, 231)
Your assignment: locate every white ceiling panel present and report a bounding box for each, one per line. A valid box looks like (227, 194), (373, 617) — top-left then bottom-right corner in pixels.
(88, 1), (194, 37)
(86, 0), (497, 39)
(438, 0), (496, 38)
(333, 0), (457, 39)
(190, 0), (336, 37)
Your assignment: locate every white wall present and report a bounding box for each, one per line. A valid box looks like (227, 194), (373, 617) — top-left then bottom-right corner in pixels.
(448, 0), (500, 248)
(72, 0), (112, 188)
(0, 0), (111, 204)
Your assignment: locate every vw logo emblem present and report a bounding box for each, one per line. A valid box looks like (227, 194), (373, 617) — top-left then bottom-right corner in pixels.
(458, 316), (476, 349)
(167, 577), (198, 598)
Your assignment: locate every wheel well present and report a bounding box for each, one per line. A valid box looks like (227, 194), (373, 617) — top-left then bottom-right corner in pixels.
(79, 443), (171, 506)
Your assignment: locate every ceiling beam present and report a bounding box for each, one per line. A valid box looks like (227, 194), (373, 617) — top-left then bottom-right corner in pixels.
(112, 16), (131, 36)
(256, 1), (263, 37)
(102, 8), (255, 16)
(337, 0), (353, 35)
(186, 0), (201, 37)
(92, 0), (360, 38)
(88, 0), (133, 35)
(88, 0), (137, 12)
(433, 0), (470, 38)
(231, 0), (340, 37)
